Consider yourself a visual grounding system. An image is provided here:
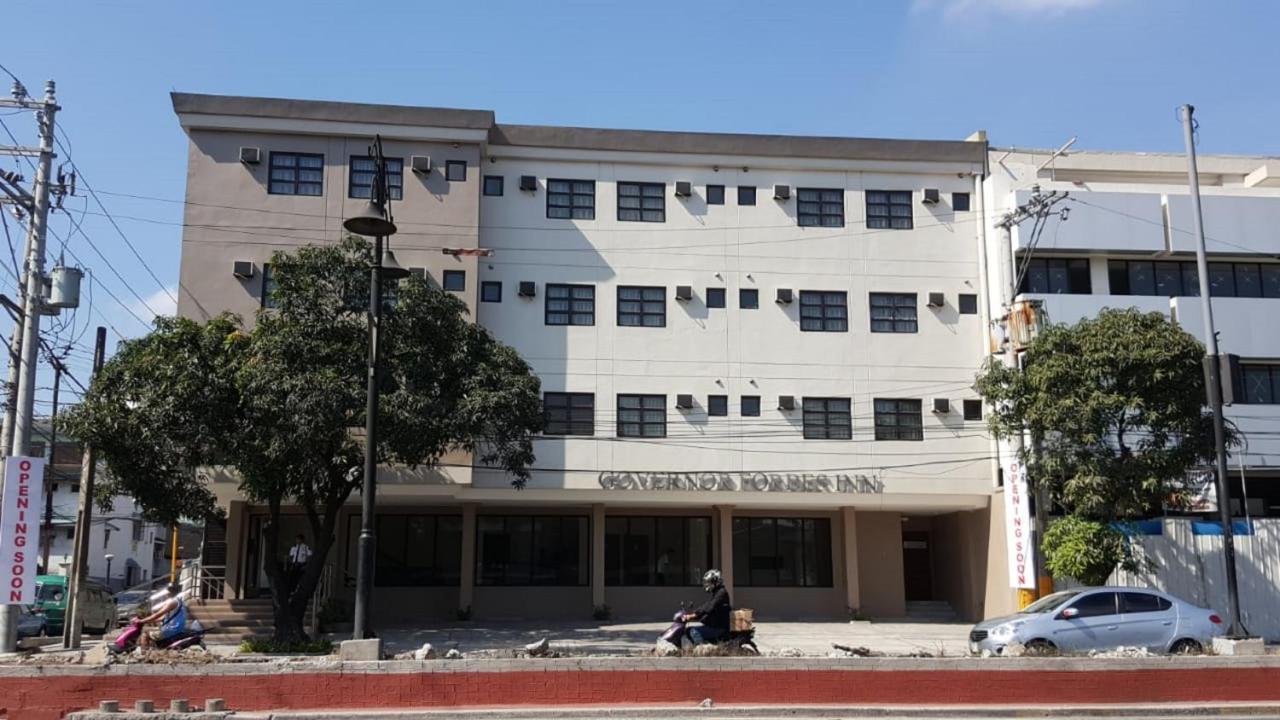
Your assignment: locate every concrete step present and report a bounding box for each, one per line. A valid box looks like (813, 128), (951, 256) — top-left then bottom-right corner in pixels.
(904, 601), (958, 622)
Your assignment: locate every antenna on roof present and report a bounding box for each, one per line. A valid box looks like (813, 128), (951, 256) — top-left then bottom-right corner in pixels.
(1036, 136), (1078, 179)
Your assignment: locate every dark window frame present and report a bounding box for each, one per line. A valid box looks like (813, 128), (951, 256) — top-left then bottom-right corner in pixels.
(739, 288), (759, 309)
(476, 515), (589, 587)
(797, 188), (845, 227)
(802, 397), (852, 440)
(741, 395), (761, 417)
(962, 399), (983, 421)
(543, 392), (595, 436)
(865, 190), (913, 230)
(480, 281), (502, 303)
(442, 270), (466, 292)
(959, 293), (978, 315)
(706, 287), (726, 309)
(1023, 258), (1093, 295)
(732, 516), (833, 588)
(483, 175), (504, 197)
(738, 186), (757, 206)
(874, 398), (924, 441)
(445, 160), (467, 182)
(1108, 259), (1280, 299)
(952, 192), (971, 212)
(268, 151), (325, 196)
(617, 285), (666, 327)
(547, 178), (596, 220)
(545, 283), (596, 326)
(706, 184), (725, 205)
(708, 395), (728, 417)
(869, 292), (918, 333)
(799, 290), (849, 332)
(605, 515), (713, 587)
(617, 181), (666, 223)
(1240, 364), (1280, 405)
(617, 394), (666, 438)
(348, 155), (403, 200)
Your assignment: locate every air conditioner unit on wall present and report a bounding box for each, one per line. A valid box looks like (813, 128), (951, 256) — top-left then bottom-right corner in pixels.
(922, 188), (940, 205)
(675, 181), (692, 197)
(776, 288), (793, 304)
(239, 147), (262, 164)
(675, 285), (693, 301)
(778, 395), (795, 411)
(928, 292), (945, 308)
(232, 261), (255, 279)
(411, 156), (432, 174)
(933, 398), (950, 414)
(520, 175), (537, 192)
(774, 184), (791, 200)
(518, 281), (536, 298)
(676, 394), (695, 409)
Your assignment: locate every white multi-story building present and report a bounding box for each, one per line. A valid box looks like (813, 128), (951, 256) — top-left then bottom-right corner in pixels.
(173, 94), (1015, 623)
(984, 148), (1280, 514)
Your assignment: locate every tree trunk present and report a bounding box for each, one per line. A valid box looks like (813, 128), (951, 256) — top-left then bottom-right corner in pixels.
(261, 492), (342, 644)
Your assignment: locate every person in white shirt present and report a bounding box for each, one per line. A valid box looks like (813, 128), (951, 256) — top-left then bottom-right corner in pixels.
(287, 534), (312, 584)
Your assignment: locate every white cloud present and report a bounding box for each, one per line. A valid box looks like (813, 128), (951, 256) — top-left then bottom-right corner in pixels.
(121, 285), (177, 334)
(913, 0), (1106, 18)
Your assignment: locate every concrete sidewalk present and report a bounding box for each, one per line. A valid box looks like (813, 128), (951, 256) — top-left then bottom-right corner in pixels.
(334, 620), (972, 657)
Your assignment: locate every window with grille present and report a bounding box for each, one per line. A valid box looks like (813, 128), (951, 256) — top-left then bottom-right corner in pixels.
(1023, 258), (1093, 294)
(617, 394), (666, 437)
(797, 188), (844, 227)
(865, 190), (913, 229)
(802, 397), (852, 439)
(446, 160), (467, 182)
(349, 156), (403, 200)
(617, 286), (665, 327)
(799, 291), (848, 332)
(269, 152), (324, 196)
(874, 399), (923, 441)
(953, 192), (971, 212)
(963, 399), (983, 421)
(543, 392), (594, 435)
(618, 182), (665, 222)
(545, 284), (595, 325)
(869, 293), (918, 333)
(547, 179), (595, 220)
(1241, 364), (1280, 404)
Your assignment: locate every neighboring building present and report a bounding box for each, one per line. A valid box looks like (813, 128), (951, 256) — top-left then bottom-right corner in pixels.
(983, 148), (1280, 514)
(30, 420), (169, 591)
(172, 93), (1012, 624)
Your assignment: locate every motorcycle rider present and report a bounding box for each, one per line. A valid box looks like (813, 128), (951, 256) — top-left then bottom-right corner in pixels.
(682, 569), (731, 645)
(138, 582), (189, 649)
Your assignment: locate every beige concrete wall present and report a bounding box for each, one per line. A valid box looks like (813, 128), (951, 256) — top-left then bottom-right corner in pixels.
(931, 506), (991, 622)
(178, 129), (482, 325)
(855, 511), (905, 618)
(983, 489), (1017, 619)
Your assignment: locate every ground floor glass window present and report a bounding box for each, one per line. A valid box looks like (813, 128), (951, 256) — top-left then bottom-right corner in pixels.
(604, 516), (712, 586)
(732, 517), (833, 587)
(476, 515), (589, 586)
(346, 514), (462, 586)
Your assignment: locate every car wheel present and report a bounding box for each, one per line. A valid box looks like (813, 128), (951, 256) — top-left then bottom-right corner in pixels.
(1169, 639), (1202, 655)
(1024, 639), (1057, 656)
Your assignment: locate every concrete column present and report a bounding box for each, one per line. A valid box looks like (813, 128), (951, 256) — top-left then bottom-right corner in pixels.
(591, 503), (606, 609)
(715, 505), (734, 594)
(459, 503), (477, 613)
(224, 501), (246, 599)
(842, 506), (860, 615)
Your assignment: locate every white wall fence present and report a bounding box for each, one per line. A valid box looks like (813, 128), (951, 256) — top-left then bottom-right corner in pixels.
(1087, 518), (1280, 641)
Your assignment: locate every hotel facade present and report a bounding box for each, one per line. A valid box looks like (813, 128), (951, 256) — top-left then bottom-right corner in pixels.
(172, 93), (1016, 624)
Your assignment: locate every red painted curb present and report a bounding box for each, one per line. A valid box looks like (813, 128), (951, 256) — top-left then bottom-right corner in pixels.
(4, 667), (1280, 720)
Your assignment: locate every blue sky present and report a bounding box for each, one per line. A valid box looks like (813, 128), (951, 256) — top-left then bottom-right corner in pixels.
(2, 0), (1279, 408)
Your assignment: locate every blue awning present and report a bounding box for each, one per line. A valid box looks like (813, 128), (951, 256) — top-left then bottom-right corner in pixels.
(1190, 520), (1254, 536)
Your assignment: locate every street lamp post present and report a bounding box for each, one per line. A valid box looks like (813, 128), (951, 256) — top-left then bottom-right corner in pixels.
(343, 136), (408, 641)
(103, 554), (114, 591)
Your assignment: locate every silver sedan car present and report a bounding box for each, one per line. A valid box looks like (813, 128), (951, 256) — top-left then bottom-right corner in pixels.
(970, 587), (1224, 655)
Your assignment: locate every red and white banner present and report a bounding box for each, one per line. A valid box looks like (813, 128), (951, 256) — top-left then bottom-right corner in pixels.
(1, 455), (44, 604)
(1003, 459), (1035, 589)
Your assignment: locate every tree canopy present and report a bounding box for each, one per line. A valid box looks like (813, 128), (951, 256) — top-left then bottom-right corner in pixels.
(63, 236), (543, 640)
(975, 308), (1221, 584)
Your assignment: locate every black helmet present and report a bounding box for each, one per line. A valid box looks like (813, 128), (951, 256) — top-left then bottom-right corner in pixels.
(702, 569), (723, 592)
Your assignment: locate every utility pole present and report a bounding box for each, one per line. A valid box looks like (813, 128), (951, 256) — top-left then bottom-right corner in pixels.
(0, 79), (57, 654)
(1179, 104), (1248, 639)
(995, 187), (1070, 604)
(42, 362), (61, 573)
(65, 326), (105, 649)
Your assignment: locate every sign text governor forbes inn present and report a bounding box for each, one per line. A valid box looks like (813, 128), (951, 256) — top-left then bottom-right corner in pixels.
(598, 471), (886, 494)
(1, 455), (45, 605)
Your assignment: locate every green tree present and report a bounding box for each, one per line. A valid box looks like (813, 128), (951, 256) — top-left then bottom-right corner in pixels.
(975, 308), (1220, 584)
(64, 236), (542, 641)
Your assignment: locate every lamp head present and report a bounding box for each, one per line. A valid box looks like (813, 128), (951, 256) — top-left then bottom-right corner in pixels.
(380, 249), (410, 280)
(343, 202), (398, 237)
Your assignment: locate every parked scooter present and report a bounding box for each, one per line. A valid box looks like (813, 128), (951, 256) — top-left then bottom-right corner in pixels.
(659, 605), (758, 655)
(109, 618), (207, 654)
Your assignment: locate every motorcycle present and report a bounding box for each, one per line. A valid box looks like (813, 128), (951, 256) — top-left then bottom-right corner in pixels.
(659, 605), (758, 655)
(109, 618), (207, 654)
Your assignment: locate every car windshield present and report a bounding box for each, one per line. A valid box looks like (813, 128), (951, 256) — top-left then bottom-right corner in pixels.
(1018, 591), (1080, 614)
(35, 583), (63, 602)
